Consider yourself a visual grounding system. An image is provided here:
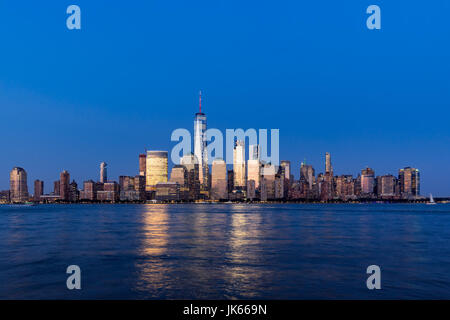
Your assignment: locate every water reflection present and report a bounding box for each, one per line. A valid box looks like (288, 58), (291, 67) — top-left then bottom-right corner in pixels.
(134, 205), (171, 295)
(223, 205), (269, 298)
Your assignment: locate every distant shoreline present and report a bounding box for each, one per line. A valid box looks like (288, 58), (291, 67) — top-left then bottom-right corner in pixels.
(2, 200), (449, 205)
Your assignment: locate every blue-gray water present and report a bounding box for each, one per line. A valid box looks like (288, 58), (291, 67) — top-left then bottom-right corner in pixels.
(0, 203), (449, 299)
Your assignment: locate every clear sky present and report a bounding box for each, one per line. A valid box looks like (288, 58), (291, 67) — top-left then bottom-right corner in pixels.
(1, 1), (449, 196)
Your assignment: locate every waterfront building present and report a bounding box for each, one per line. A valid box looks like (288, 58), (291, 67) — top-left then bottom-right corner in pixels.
(398, 167), (420, 198)
(0, 190), (10, 204)
(34, 180), (44, 202)
(376, 175), (396, 198)
(9, 167), (28, 203)
(335, 175), (355, 200)
(100, 162), (107, 183)
(233, 140), (246, 188)
(261, 163), (276, 200)
(170, 165), (189, 201)
(69, 180), (79, 202)
(194, 91), (209, 190)
(53, 180), (60, 196)
(39, 195), (60, 203)
(145, 150), (168, 191)
(354, 175), (362, 196)
(211, 159), (228, 200)
(300, 161), (315, 193)
(119, 175), (146, 201)
(227, 170), (234, 195)
(247, 159), (261, 189)
(155, 182), (180, 201)
(275, 171), (284, 199)
(280, 160), (291, 198)
(134, 175), (146, 200)
(139, 154), (146, 176)
(361, 167), (375, 196)
(59, 170), (71, 201)
(80, 180), (97, 201)
(247, 180), (256, 200)
(180, 153), (200, 200)
(97, 181), (119, 202)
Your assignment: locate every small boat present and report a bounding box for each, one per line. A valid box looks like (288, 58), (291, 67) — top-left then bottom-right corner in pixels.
(427, 194), (436, 205)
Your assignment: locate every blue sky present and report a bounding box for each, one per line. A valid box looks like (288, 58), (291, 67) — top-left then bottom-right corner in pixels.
(1, 1), (449, 196)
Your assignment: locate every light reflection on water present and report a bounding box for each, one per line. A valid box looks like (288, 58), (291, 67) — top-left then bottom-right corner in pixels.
(1, 203), (450, 299)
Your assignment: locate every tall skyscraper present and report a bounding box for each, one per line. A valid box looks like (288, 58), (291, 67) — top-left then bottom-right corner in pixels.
(300, 161), (315, 189)
(260, 163), (276, 200)
(233, 140), (246, 188)
(211, 159), (228, 200)
(180, 153), (200, 200)
(325, 152), (333, 175)
(194, 91), (209, 190)
(9, 167), (28, 203)
(249, 144), (260, 161)
(139, 154), (146, 176)
(69, 180), (79, 202)
(100, 162), (107, 183)
(146, 151), (168, 191)
(398, 167), (420, 198)
(361, 167), (375, 195)
(54, 180), (60, 195)
(60, 170), (71, 201)
(247, 144), (261, 189)
(34, 179), (44, 202)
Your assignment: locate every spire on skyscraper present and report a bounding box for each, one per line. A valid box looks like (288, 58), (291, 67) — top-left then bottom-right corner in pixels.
(199, 90), (202, 113)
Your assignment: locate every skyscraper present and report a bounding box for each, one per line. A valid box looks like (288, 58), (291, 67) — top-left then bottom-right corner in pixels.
(9, 167), (28, 203)
(54, 180), (60, 195)
(325, 152), (333, 175)
(34, 179), (44, 202)
(361, 167), (375, 195)
(146, 151), (168, 191)
(60, 170), (71, 201)
(170, 165), (188, 200)
(300, 161), (315, 189)
(194, 91), (209, 190)
(260, 163), (276, 200)
(180, 153), (200, 200)
(398, 167), (420, 198)
(139, 154), (146, 176)
(247, 144), (261, 189)
(280, 160), (291, 197)
(211, 159), (227, 200)
(377, 174), (396, 198)
(100, 162), (107, 183)
(233, 140), (246, 188)
(249, 144), (260, 161)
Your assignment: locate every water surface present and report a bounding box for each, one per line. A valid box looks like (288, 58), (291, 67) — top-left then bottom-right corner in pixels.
(0, 203), (449, 299)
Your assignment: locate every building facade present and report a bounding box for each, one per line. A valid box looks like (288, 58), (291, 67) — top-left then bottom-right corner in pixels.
(9, 167), (28, 203)
(233, 140), (246, 188)
(211, 159), (228, 200)
(145, 150), (168, 191)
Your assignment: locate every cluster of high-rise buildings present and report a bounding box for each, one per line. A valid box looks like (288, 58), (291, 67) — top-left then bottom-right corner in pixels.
(0, 95), (422, 204)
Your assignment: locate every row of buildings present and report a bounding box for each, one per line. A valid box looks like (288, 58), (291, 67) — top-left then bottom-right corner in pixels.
(1, 93), (421, 203)
(1, 151), (421, 204)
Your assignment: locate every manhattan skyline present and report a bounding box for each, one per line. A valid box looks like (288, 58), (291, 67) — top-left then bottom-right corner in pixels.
(1, 1), (449, 196)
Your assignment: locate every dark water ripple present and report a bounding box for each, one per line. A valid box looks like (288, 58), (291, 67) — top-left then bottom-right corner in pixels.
(0, 203), (450, 299)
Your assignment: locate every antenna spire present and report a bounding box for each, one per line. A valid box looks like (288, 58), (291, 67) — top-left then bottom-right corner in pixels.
(199, 90), (202, 113)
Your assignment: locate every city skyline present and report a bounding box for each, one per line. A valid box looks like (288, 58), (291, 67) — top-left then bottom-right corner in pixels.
(1, 103), (427, 203)
(1, 2), (449, 195)
(0, 94), (441, 197)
